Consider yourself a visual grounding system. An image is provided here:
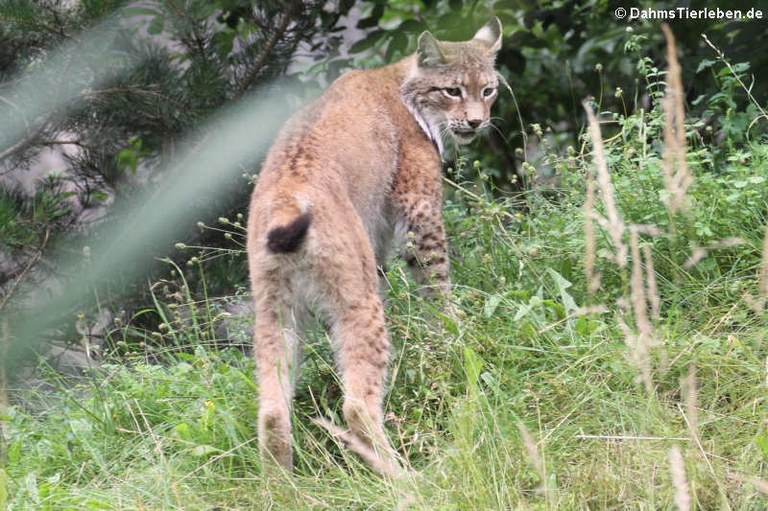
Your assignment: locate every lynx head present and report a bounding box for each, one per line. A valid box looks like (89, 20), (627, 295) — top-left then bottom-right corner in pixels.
(401, 17), (502, 154)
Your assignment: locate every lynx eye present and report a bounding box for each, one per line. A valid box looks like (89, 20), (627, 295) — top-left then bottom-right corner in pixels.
(482, 86), (497, 98)
(443, 87), (462, 98)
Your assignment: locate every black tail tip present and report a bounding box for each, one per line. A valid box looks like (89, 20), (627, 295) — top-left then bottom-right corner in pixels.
(266, 212), (311, 253)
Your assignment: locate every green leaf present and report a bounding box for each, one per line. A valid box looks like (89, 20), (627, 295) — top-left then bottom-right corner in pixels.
(691, 94), (707, 106)
(8, 440), (22, 464)
(147, 15), (165, 36)
(385, 31), (408, 62)
(236, 369), (258, 391)
(212, 29), (236, 60)
(514, 295), (543, 321)
(349, 30), (385, 54)
(484, 294), (502, 317)
(0, 469), (7, 511)
(695, 59), (716, 73)
(463, 347), (484, 392)
(398, 19), (427, 34)
(90, 191), (109, 203)
(121, 6), (162, 17)
(755, 432), (768, 461)
(338, 0), (355, 13)
(574, 315), (600, 335)
(357, 3), (384, 29)
(174, 422), (192, 440)
(191, 444), (218, 457)
(547, 268), (578, 314)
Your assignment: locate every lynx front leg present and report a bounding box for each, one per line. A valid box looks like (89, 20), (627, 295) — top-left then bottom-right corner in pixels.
(397, 196), (451, 297)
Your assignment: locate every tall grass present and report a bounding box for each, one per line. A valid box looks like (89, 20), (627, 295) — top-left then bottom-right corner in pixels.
(0, 319), (7, 510)
(3, 24), (768, 510)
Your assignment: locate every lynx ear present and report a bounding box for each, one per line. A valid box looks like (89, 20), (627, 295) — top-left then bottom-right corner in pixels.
(417, 31), (446, 67)
(472, 16), (502, 54)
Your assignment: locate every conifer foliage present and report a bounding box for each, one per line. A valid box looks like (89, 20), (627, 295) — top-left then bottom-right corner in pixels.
(0, 0), (333, 316)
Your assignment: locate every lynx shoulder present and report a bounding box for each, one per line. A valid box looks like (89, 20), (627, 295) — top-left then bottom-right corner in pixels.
(247, 18), (502, 475)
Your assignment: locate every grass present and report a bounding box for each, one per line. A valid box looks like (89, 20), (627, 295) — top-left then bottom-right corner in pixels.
(4, 265), (767, 509)
(3, 28), (768, 511)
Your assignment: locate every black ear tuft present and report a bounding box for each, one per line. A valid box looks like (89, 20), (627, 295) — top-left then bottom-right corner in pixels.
(266, 213), (311, 253)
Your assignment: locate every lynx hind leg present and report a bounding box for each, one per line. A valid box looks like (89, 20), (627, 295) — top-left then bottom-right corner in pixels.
(331, 298), (402, 476)
(315, 235), (401, 475)
(253, 286), (306, 473)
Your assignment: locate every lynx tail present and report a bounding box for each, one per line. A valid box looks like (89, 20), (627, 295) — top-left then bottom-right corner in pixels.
(266, 212), (311, 253)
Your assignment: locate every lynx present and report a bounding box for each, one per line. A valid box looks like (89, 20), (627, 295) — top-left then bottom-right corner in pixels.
(247, 17), (502, 476)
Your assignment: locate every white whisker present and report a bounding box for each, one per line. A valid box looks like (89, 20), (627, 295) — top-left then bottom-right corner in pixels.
(488, 122), (506, 138)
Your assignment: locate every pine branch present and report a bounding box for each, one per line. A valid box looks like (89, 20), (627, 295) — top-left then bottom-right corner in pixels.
(0, 225), (50, 313)
(234, 0), (301, 99)
(166, 0), (209, 58)
(78, 86), (188, 111)
(0, 122), (44, 161)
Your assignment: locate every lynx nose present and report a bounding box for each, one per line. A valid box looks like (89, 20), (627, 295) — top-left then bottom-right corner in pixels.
(467, 119), (482, 129)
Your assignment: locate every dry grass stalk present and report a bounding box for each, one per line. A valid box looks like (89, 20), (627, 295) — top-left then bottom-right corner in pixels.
(582, 100), (627, 267)
(0, 318), (7, 469)
(682, 248), (707, 270)
(758, 223), (768, 309)
(682, 364), (698, 442)
(683, 237), (743, 270)
(517, 422), (548, 494)
(731, 473), (768, 495)
(661, 24), (692, 216)
(575, 434), (689, 441)
(642, 244), (660, 320)
(706, 237), (742, 249)
(574, 305), (610, 316)
(629, 228), (653, 342)
(583, 169), (601, 296)
(632, 224), (663, 237)
(625, 226), (666, 392)
(617, 313), (653, 393)
(669, 445), (691, 511)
